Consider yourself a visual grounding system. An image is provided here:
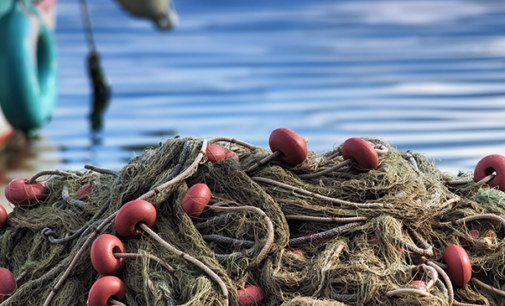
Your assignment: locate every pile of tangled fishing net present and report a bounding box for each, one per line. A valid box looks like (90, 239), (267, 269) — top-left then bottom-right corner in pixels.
(2, 128), (505, 306)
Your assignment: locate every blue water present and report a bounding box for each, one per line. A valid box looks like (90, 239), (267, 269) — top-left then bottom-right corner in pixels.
(2, 0), (505, 203)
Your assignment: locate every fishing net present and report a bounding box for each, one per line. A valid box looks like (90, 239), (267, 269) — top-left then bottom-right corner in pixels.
(1, 135), (505, 306)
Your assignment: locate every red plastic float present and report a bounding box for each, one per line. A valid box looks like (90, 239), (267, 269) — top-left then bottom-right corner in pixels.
(0, 205), (7, 230)
(206, 145), (226, 163)
(238, 285), (265, 306)
(225, 150), (240, 162)
(442, 245), (472, 287)
(0, 268), (16, 302)
(78, 184), (92, 201)
(368, 237), (380, 253)
(474, 154), (505, 191)
(269, 128), (307, 165)
(88, 276), (126, 306)
(181, 183), (211, 218)
(461, 228), (479, 250)
(114, 200), (157, 239)
(290, 249), (305, 257)
(4, 178), (48, 206)
(409, 280), (426, 290)
(91, 234), (126, 276)
(341, 138), (379, 170)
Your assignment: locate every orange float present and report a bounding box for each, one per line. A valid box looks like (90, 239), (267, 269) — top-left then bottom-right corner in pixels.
(4, 178), (47, 206)
(0, 268), (16, 302)
(88, 276), (126, 306)
(442, 245), (472, 287)
(181, 183), (211, 218)
(341, 138), (379, 170)
(114, 200), (157, 238)
(474, 154), (505, 191)
(238, 285), (265, 306)
(269, 128), (307, 165)
(0, 205), (7, 230)
(91, 234), (126, 276)
(206, 145), (226, 163)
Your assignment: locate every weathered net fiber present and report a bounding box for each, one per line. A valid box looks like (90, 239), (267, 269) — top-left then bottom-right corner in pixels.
(1, 136), (505, 306)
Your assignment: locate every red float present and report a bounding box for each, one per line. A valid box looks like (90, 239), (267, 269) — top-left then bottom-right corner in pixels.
(115, 200), (157, 239)
(0, 268), (16, 302)
(442, 245), (472, 287)
(0, 205), (7, 230)
(290, 249), (305, 257)
(88, 276), (126, 306)
(269, 128), (307, 166)
(238, 285), (265, 306)
(474, 154), (505, 191)
(225, 150), (240, 162)
(206, 145), (226, 163)
(91, 234), (126, 276)
(341, 138), (379, 170)
(4, 178), (47, 206)
(409, 280), (426, 290)
(461, 228), (479, 250)
(78, 184), (92, 201)
(181, 183), (211, 218)
(368, 237), (380, 253)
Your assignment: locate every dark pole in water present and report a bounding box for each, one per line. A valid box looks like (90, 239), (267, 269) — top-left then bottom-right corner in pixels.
(78, 0), (111, 132)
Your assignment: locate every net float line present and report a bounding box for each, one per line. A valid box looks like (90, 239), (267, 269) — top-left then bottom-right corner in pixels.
(434, 213), (505, 229)
(42, 201), (111, 244)
(408, 229), (433, 256)
(207, 203), (274, 270)
(61, 185), (87, 208)
(297, 159), (352, 179)
(284, 215), (368, 223)
(25, 170), (82, 184)
(194, 213), (237, 230)
(208, 137), (256, 150)
(472, 278), (505, 297)
(288, 222), (364, 247)
(445, 173), (495, 186)
(252, 177), (387, 209)
(386, 288), (445, 304)
(85, 164), (121, 177)
(202, 235), (256, 248)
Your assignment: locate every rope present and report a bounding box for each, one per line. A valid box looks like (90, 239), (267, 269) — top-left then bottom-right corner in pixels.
(77, 0), (96, 52)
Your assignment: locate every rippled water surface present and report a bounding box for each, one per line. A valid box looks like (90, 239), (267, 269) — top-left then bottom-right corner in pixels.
(1, 0), (505, 207)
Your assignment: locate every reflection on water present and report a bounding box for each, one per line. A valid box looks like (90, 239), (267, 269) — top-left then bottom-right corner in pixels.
(1, 0), (505, 211)
(87, 52), (111, 131)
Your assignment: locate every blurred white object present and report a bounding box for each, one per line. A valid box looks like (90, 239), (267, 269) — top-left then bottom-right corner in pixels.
(115, 0), (178, 30)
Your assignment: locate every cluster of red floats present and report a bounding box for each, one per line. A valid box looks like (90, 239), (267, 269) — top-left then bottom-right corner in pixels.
(1, 128), (504, 304)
